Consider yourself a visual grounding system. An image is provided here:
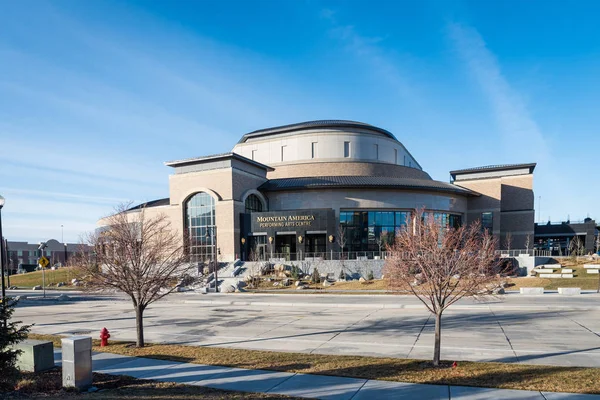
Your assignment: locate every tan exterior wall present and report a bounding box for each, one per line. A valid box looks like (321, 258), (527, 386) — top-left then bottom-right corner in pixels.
(168, 167), (267, 261)
(456, 173), (534, 249)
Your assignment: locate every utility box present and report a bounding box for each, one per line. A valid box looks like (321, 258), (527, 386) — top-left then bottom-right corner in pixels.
(13, 340), (55, 372)
(62, 336), (92, 390)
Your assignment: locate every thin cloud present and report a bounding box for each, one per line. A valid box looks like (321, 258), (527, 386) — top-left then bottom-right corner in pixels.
(448, 23), (551, 164)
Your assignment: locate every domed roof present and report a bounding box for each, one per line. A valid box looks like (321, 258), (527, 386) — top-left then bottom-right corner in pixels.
(237, 120), (398, 143)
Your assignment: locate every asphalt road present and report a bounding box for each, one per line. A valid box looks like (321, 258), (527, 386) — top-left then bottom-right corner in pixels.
(12, 291), (600, 367)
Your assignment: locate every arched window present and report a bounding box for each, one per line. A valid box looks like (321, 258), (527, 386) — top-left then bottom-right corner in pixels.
(245, 194), (263, 213)
(185, 192), (215, 262)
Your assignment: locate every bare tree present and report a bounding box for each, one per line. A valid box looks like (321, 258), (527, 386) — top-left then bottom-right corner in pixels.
(375, 231), (391, 257)
(384, 210), (500, 366)
(337, 224), (348, 260)
(569, 236), (584, 261)
(524, 234), (531, 254)
(74, 204), (193, 347)
(504, 232), (513, 252)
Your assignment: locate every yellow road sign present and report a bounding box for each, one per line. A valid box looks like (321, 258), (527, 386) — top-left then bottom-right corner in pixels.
(39, 256), (49, 268)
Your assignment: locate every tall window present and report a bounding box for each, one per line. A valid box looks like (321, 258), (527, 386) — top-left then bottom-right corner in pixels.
(394, 149), (398, 164)
(185, 192), (216, 262)
(251, 150), (257, 160)
(339, 210), (411, 252)
(344, 141), (350, 158)
(311, 142), (318, 159)
(481, 212), (493, 232)
(374, 144), (379, 160)
(245, 194), (263, 213)
(280, 145), (286, 162)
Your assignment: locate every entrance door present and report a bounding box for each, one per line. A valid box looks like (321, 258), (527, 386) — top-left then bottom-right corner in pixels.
(306, 234), (326, 257)
(275, 235), (296, 261)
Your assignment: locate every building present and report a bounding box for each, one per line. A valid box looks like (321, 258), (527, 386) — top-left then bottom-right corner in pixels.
(534, 218), (599, 256)
(100, 120), (537, 262)
(5, 239), (89, 272)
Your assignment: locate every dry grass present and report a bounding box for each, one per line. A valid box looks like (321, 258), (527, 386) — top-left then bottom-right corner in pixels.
(8, 268), (77, 289)
(28, 333), (600, 394)
(6, 368), (295, 399)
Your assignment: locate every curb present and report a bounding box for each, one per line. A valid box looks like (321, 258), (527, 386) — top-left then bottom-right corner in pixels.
(181, 299), (600, 311)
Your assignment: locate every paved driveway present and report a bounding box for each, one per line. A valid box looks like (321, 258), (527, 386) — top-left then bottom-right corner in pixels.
(13, 291), (600, 367)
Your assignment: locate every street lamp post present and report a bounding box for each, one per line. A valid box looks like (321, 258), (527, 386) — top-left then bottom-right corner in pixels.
(206, 227), (218, 293)
(0, 195), (6, 308)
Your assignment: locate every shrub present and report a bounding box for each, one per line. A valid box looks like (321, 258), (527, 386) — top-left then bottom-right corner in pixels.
(311, 268), (321, 284)
(1, 298), (32, 391)
(338, 269), (346, 281)
(290, 265), (302, 280)
(367, 270), (374, 281)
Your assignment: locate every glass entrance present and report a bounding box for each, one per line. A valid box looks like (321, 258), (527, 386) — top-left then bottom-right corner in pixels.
(275, 234), (296, 261)
(306, 234), (326, 256)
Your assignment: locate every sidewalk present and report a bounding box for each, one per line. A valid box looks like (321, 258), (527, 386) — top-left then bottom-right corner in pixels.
(53, 349), (600, 399)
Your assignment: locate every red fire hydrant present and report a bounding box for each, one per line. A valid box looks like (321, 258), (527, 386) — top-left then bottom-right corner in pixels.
(100, 327), (110, 347)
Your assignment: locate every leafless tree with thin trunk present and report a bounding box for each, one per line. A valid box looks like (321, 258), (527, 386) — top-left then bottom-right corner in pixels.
(504, 232), (512, 252)
(73, 204), (193, 347)
(384, 210), (500, 366)
(569, 236), (584, 261)
(524, 234), (531, 254)
(337, 224), (348, 260)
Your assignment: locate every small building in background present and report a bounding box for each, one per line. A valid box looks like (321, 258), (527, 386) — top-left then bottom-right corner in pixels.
(534, 218), (599, 256)
(5, 239), (91, 273)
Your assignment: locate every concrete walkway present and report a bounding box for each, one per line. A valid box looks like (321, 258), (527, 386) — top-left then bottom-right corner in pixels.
(53, 349), (600, 399)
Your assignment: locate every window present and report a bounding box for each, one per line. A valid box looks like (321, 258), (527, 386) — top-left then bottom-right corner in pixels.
(245, 194), (263, 213)
(394, 149), (398, 164)
(344, 141), (350, 158)
(311, 142), (318, 159)
(281, 145), (286, 162)
(403, 155), (406, 166)
(339, 210), (412, 253)
(374, 144), (379, 160)
(251, 150), (257, 160)
(409, 161), (412, 167)
(185, 192), (216, 262)
(481, 212), (493, 232)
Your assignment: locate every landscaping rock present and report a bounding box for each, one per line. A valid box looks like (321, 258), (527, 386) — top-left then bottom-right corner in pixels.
(57, 282), (65, 287)
(296, 285), (307, 290)
(176, 286), (188, 292)
(237, 281), (247, 288)
(71, 278), (78, 284)
(359, 277), (366, 283)
(273, 282), (279, 287)
(322, 280), (332, 287)
(221, 285), (236, 293)
(33, 285), (42, 290)
(282, 278), (291, 286)
(492, 287), (505, 295)
(73, 281), (82, 286)
(295, 280), (302, 287)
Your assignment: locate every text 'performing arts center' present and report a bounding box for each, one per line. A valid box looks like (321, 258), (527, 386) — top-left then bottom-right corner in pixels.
(105, 120), (536, 262)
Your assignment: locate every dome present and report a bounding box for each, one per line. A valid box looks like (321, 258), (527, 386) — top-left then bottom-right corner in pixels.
(232, 120), (422, 171)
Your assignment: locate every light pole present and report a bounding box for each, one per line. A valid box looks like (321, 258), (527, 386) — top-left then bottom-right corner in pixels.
(38, 242), (47, 298)
(206, 227), (218, 293)
(0, 195), (6, 307)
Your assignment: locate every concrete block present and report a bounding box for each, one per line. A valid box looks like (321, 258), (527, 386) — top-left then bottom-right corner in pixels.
(587, 269), (599, 274)
(538, 274), (562, 278)
(520, 287), (544, 295)
(13, 340), (55, 372)
(558, 287), (581, 295)
(561, 269), (573, 273)
(62, 336), (92, 390)
(584, 264), (600, 268)
(561, 274), (574, 278)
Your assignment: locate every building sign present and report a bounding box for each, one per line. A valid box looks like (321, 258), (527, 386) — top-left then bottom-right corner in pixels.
(248, 209), (335, 234)
(256, 214), (316, 228)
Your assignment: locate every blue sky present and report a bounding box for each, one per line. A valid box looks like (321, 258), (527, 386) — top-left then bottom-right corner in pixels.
(1, 0), (599, 243)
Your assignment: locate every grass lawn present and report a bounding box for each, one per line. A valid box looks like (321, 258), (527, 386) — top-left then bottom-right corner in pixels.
(508, 261), (600, 291)
(252, 278), (395, 293)
(29, 333), (600, 395)
(7, 368), (297, 399)
(7, 268), (77, 289)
